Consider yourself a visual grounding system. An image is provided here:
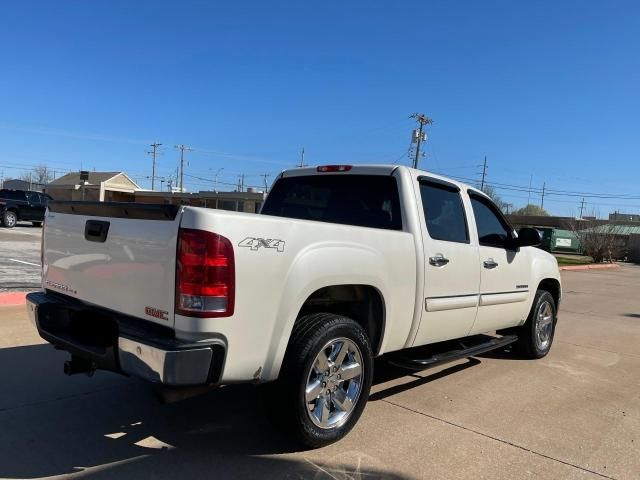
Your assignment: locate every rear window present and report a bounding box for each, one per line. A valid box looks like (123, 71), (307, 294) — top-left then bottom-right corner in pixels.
(261, 174), (402, 230)
(0, 190), (26, 201)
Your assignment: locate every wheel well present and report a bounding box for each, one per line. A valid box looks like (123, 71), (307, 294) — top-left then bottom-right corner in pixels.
(296, 285), (385, 355)
(538, 278), (561, 308)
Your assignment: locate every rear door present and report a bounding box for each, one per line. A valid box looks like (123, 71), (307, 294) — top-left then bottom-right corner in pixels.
(23, 192), (41, 220)
(43, 202), (182, 327)
(413, 176), (480, 345)
(467, 193), (532, 334)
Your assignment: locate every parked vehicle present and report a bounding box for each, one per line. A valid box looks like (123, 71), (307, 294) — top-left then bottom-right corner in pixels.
(27, 165), (561, 447)
(0, 189), (50, 228)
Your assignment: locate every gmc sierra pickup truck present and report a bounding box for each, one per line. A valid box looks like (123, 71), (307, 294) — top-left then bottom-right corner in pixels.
(27, 164), (561, 447)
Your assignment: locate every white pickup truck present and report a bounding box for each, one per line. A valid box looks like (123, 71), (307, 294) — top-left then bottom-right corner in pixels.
(27, 164), (561, 447)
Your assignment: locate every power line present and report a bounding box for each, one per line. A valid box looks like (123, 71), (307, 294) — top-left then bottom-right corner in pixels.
(174, 144), (192, 192)
(260, 173), (270, 192)
(146, 142), (162, 191)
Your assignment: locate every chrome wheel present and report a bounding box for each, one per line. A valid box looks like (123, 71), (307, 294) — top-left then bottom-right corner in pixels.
(535, 300), (554, 351)
(305, 337), (364, 430)
(4, 212), (16, 228)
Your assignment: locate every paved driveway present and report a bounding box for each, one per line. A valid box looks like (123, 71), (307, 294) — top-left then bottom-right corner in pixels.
(0, 266), (638, 479)
(0, 225), (41, 291)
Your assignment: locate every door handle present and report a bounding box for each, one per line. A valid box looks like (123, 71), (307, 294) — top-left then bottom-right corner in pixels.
(483, 258), (499, 269)
(429, 255), (450, 267)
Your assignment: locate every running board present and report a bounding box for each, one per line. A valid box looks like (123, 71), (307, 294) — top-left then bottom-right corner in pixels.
(388, 334), (518, 371)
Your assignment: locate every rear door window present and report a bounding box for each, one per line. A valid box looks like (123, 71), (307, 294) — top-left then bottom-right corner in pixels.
(261, 174), (402, 230)
(419, 180), (469, 243)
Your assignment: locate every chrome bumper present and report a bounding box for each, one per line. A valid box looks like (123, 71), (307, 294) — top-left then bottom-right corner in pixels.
(26, 291), (225, 386)
(118, 337), (215, 385)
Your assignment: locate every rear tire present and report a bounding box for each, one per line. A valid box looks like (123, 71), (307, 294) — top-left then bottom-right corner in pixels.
(32, 221), (42, 227)
(2, 211), (17, 228)
(516, 290), (557, 359)
(273, 312), (373, 448)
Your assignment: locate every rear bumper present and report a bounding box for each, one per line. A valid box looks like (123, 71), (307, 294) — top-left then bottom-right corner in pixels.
(26, 291), (225, 386)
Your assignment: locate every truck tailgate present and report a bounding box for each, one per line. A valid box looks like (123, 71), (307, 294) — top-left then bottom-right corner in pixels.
(43, 202), (182, 327)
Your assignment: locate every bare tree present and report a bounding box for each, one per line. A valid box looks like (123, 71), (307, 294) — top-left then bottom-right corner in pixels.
(19, 165), (54, 187)
(481, 185), (508, 213)
(569, 220), (627, 263)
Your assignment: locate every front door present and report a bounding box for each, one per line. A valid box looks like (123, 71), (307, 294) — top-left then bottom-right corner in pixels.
(413, 177), (480, 346)
(467, 193), (532, 334)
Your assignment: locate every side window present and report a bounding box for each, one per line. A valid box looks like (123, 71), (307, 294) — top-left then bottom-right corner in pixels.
(470, 194), (512, 248)
(419, 181), (469, 243)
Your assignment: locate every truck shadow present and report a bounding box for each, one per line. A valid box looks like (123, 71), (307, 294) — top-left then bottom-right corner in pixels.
(0, 344), (417, 480)
(370, 357), (481, 401)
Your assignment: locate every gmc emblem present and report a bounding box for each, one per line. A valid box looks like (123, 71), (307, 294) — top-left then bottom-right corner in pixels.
(145, 306), (169, 321)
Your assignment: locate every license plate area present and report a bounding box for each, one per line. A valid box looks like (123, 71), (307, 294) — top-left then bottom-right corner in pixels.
(38, 303), (119, 361)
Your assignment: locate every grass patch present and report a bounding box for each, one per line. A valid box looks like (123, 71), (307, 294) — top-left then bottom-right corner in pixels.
(554, 255), (593, 266)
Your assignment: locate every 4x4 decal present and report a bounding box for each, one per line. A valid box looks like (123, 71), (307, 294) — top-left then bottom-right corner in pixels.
(238, 237), (286, 252)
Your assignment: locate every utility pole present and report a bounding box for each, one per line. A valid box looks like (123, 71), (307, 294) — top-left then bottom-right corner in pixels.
(410, 113), (433, 169)
(174, 144), (192, 192)
(237, 174), (245, 192)
(147, 142), (162, 191)
(579, 198), (586, 218)
(298, 147), (306, 168)
(527, 174), (533, 206)
(540, 182), (546, 209)
(480, 156), (488, 191)
(211, 167), (224, 193)
(261, 173), (270, 192)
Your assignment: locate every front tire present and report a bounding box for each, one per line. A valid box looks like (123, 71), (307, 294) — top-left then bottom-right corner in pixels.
(32, 221), (42, 227)
(2, 211), (17, 228)
(276, 313), (373, 448)
(516, 290), (557, 359)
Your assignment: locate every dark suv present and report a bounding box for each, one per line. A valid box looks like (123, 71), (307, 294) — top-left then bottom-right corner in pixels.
(0, 189), (51, 228)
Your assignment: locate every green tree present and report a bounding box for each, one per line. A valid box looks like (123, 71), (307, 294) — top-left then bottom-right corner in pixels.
(512, 204), (550, 216)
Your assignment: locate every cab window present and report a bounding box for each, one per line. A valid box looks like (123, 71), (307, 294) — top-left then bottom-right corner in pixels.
(419, 180), (469, 243)
(470, 194), (513, 248)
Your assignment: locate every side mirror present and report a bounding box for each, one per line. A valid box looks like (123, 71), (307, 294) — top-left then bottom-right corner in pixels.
(515, 227), (541, 247)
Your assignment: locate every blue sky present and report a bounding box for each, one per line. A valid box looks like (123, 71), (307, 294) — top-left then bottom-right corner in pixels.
(1, 0), (639, 216)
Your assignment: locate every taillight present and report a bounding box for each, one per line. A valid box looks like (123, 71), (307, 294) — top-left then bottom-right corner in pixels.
(176, 228), (235, 318)
(316, 165), (352, 172)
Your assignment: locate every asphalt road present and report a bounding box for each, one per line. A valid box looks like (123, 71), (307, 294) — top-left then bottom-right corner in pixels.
(0, 225), (42, 291)
(0, 266), (638, 479)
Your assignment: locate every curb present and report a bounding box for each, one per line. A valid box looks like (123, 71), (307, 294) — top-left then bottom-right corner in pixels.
(0, 292), (27, 306)
(560, 263), (621, 271)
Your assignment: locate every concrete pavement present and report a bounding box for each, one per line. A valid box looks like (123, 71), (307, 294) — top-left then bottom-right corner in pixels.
(0, 225), (41, 292)
(0, 266), (638, 479)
